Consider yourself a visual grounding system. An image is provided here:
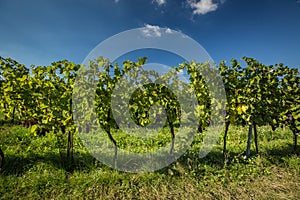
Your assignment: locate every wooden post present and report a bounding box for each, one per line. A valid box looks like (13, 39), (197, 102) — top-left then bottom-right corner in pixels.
(245, 125), (253, 159)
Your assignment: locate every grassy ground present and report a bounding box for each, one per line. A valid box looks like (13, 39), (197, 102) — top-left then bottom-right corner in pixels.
(0, 124), (299, 199)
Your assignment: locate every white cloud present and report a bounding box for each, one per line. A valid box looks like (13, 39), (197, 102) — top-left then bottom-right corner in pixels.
(187, 0), (219, 15)
(165, 28), (173, 34)
(141, 24), (174, 37)
(142, 24), (162, 37)
(153, 0), (166, 6)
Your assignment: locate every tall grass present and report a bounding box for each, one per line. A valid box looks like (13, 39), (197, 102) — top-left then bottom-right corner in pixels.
(0, 125), (299, 199)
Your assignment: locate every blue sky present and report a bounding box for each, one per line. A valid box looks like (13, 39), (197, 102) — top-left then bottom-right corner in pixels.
(0, 0), (300, 70)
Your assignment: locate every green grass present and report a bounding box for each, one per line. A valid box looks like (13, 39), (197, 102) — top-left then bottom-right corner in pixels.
(0, 124), (299, 199)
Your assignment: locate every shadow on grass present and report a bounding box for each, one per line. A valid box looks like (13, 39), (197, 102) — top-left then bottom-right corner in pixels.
(157, 142), (299, 178)
(1, 143), (298, 178)
(0, 151), (105, 176)
(262, 143), (299, 165)
(156, 149), (229, 177)
(0, 147), (236, 178)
